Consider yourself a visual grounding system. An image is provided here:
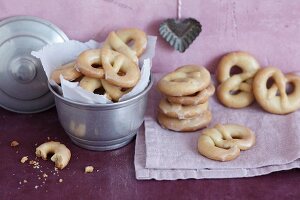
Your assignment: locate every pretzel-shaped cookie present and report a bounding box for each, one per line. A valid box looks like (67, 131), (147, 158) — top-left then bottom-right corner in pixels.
(102, 49), (140, 88)
(198, 124), (255, 162)
(157, 110), (212, 132)
(159, 98), (209, 119)
(167, 84), (215, 106)
(36, 141), (71, 169)
(79, 76), (112, 100)
(158, 65), (211, 96)
(253, 67), (300, 114)
(75, 49), (104, 79)
(51, 62), (82, 84)
(103, 28), (147, 63)
(216, 52), (260, 108)
(101, 79), (131, 102)
(79, 76), (102, 92)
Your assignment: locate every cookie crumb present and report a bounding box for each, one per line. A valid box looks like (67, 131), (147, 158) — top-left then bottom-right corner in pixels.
(34, 185), (39, 189)
(10, 141), (19, 147)
(23, 180), (27, 183)
(59, 178), (63, 183)
(47, 137), (50, 140)
(85, 166), (94, 173)
(20, 156), (28, 163)
(43, 173), (48, 178)
(29, 160), (40, 168)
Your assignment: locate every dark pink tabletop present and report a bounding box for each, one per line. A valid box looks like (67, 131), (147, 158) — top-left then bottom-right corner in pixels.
(0, 107), (299, 200)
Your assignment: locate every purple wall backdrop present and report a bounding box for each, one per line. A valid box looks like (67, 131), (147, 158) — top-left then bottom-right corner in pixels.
(1, 0), (300, 73)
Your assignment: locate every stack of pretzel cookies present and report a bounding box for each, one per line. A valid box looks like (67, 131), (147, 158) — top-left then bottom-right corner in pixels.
(216, 51), (300, 114)
(50, 28), (147, 102)
(157, 65), (215, 132)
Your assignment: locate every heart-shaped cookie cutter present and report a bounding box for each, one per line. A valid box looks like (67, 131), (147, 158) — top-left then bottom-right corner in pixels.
(159, 17), (202, 53)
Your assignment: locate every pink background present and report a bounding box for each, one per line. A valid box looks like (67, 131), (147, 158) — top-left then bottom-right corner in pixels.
(1, 0), (300, 73)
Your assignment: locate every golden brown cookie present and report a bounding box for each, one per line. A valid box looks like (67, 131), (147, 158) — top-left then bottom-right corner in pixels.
(216, 51), (260, 108)
(198, 124), (255, 162)
(157, 110), (212, 132)
(253, 67), (300, 114)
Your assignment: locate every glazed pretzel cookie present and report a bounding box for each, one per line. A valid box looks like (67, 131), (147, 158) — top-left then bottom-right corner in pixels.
(157, 65), (211, 97)
(103, 28), (147, 63)
(51, 62), (82, 84)
(101, 79), (131, 101)
(198, 124), (255, 162)
(167, 84), (215, 106)
(79, 76), (112, 100)
(102, 49), (141, 88)
(253, 67), (300, 114)
(79, 76), (102, 92)
(76, 49), (104, 79)
(159, 98), (209, 119)
(216, 51), (260, 108)
(157, 110), (212, 132)
(36, 141), (71, 170)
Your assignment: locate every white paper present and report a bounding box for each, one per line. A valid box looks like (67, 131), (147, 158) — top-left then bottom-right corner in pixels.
(32, 36), (157, 104)
(60, 75), (112, 104)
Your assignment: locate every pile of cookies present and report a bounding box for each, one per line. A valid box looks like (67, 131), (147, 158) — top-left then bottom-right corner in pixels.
(50, 28), (147, 102)
(216, 51), (300, 114)
(157, 65), (215, 132)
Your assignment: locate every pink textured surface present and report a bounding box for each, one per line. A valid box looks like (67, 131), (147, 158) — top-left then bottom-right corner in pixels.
(1, 0), (300, 73)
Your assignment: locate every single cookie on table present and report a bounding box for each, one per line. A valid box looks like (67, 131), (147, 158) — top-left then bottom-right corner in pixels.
(216, 51), (260, 108)
(198, 124), (255, 162)
(157, 65), (211, 97)
(157, 110), (212, 132)
(253, 67), (300, 114)
(35, 141), (71, 170)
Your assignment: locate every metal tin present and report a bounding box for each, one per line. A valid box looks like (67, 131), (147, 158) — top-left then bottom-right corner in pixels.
(49, 76), (153, 151)
(159, 18), (202, 53)
(0, 16), (69, 113)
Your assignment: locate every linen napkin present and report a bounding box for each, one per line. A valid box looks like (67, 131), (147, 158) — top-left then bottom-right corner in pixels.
(134, 73), (300, 180)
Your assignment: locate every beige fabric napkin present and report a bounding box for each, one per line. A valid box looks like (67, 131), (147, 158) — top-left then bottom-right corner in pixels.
(134, 73), (300, 180)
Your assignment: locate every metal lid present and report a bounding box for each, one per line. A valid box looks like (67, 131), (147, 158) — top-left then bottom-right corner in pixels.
(0, 16), (68, 113)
